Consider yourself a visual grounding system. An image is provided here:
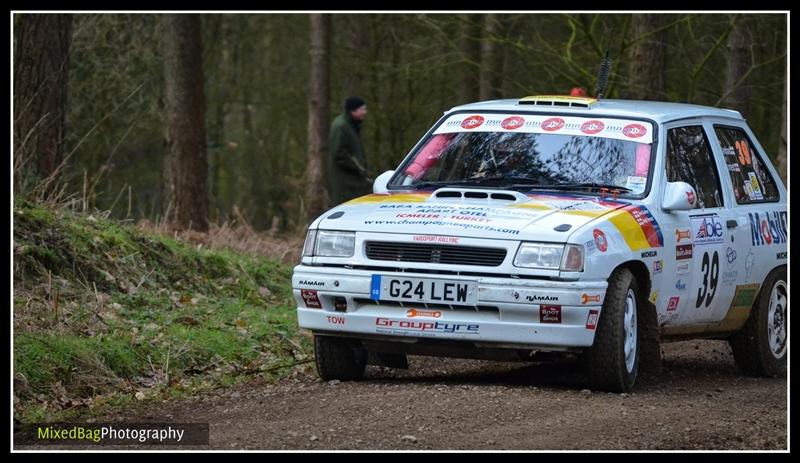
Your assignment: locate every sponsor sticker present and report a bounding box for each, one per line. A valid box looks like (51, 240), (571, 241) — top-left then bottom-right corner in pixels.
(675, 228), (691, 243)
(745, 249), (756, 279)
(667, 296), (680, 311)
(326, 315), (345, 325)
(649, 291), (659, 304)
(540, 305), (562, 323)
(686, 190), (695, 206)
(748, 172), (763, 200)
(625, 176), (647, 193)
(406, 308), (442, 318)
(586, 310), (599, 330)
(541, 117), (566, 132)
(622, 123), (647, 138)
(581, 293), (601, 304)
(730, 284), (760, 310)
(526, 294), (560, 303)
(641, 250), (658, 258)
(726, 246), (738, 269)
(580, 120), (605, 134)
(676, 261), (690, 275)
(301, 289), (322, 308)
(412, 235), (460, 244)
(676, 244), (693, 260)
(727, 163), (741, 172)
(593, 229), (608, 252)
(652, 260), (664, 275)
(461, 115), (485, 129)
(501, 115), (525, 130)
(749, 211), (787, 246)
(692, 216), (724, 245)
(675, 279), (687, 292)
(777, 251), (787, 260)
(375, 317), (479, 335)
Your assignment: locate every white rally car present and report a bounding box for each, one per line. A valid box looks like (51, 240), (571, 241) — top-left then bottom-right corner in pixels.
(294, 95), (787, 392)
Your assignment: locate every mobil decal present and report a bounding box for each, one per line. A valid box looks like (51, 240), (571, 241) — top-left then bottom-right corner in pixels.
(541, 117), (566, 132)
(501, 116), (525, 130)
(691, 215), (724, 246)
(606, 205), (664, 251)
(748, 211), (788, 246)
(580, 120), (605, 134)
(461, 115), (485, 129)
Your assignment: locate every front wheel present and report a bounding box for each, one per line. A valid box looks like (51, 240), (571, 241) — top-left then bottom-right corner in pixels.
(585, 268), (641, 392)
(314, 335), (367, 381)
(729, 267), (787, 376)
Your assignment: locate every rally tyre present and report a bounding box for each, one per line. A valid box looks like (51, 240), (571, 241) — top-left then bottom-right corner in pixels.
(729, 267), (787, 377)
(314, 335), (367, 381)
(586, 268), (641, 393)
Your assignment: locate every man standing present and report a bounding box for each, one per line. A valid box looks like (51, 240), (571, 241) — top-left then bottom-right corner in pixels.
(327, 96), (372, 206)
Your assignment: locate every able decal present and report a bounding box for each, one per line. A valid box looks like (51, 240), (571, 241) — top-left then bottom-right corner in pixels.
(748, 211), (787, 246)
(691, 215), (724, 245)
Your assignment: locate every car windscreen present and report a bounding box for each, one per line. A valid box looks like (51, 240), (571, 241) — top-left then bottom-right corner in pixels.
(389, 113), (655, 197)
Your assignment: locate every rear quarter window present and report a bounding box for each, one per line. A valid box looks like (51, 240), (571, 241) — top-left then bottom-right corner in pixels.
(713, 126), (779, 204)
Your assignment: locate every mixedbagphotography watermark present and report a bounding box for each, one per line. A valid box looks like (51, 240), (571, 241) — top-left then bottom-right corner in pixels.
(15, 423), (209, 446)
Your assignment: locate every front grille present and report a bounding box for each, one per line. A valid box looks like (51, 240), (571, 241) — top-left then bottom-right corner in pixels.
(365, 241), (507, 267)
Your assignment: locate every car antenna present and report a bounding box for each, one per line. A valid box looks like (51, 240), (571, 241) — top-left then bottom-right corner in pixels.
(595, 51), (611, 99)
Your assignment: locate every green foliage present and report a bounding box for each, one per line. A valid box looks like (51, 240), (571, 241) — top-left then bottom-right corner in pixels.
(13, 200), (309, 422)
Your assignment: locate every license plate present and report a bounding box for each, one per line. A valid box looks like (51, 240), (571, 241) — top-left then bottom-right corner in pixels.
(371, 275), (477, 305)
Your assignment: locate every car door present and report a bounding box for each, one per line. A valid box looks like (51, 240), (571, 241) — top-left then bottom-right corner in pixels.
(661, 122), (738, 325)
(705, 120), (787, 312)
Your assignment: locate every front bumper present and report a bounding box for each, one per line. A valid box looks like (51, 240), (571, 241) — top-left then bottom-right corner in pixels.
(293, 265), (607, 349)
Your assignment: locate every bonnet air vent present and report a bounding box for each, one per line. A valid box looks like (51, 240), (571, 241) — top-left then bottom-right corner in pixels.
(464, 191), (489, 199)
(490, 193), (517, 201)
(432, 188), (527, 203)
(435, 191), (462, 198)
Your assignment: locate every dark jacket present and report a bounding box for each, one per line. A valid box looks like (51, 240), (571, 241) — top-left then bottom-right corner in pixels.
(327, 112), (371, 205)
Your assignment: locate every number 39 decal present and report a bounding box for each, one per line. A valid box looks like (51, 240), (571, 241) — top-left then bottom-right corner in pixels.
(696, 251), (720, 308)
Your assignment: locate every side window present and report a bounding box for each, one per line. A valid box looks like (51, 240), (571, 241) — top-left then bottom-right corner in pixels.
(665, 126), (723, 209)
(713, 126), (779, 203)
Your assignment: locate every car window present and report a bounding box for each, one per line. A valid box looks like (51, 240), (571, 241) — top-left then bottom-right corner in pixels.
(713, 126), (779, 204)
(665, 125), (723, 209)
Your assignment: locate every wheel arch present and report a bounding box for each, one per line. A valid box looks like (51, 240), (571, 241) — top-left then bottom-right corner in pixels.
(612, 259), (661, 374)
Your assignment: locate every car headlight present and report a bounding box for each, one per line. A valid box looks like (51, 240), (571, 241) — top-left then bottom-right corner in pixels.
(514, 242), (583, 271)
(302, 229), (317, 257)
(314, 230), (355, 257)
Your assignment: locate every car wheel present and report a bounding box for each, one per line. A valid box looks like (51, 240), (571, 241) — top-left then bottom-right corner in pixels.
(314, 335), (367, 381)
(729, 266), (787, 376)
(586, 268), (640, 392)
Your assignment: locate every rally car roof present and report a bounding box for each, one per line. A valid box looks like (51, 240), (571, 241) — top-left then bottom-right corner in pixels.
(446, 98), (744, 124)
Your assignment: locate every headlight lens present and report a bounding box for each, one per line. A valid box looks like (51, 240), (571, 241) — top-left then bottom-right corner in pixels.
(315, 230), (355, 257)
(302, 229), (317, 257)
(514, 242), (584, 271)
(514, 242), (564, 269)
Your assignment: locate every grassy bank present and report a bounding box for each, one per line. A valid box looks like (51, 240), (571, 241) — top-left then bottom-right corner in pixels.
(13, 199), (309, 422)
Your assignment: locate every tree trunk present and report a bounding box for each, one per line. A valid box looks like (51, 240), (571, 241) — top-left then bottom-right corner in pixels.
(305, 14), (330, 221)
(163, 14), (209, 232)
(723, 15), (753, 116)
(13, 13), (73, 192)
(626, 14), (666, 100)
(777, 77), (787, 183)
(456, 14), (480, 104)
(343, 14), (369, 97)
(479, 14), (504, 101)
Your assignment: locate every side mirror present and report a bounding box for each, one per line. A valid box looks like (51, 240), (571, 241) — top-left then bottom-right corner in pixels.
(662, 181), (697, 212)
(373, 170), (395, 194)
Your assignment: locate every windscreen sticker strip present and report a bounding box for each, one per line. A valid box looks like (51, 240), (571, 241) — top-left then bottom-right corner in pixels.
(433, 113), (654, 144)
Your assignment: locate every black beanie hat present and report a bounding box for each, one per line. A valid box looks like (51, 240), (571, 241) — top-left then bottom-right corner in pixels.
(345, 96), (366, 113)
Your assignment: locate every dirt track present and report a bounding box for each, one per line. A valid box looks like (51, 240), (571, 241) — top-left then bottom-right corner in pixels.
(18, 339), (787, 450)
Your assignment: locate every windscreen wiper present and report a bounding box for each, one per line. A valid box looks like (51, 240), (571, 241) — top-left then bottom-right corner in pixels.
(540, 182), (633, 193)
(413, 176), (541, 189)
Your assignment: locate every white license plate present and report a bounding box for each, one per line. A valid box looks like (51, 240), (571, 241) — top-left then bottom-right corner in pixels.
(370, 275), (477, 305)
